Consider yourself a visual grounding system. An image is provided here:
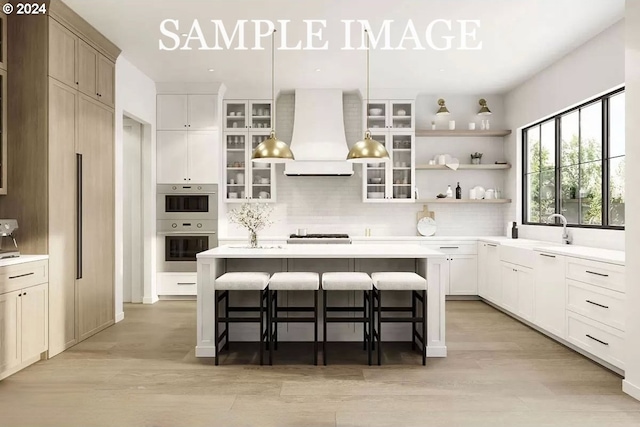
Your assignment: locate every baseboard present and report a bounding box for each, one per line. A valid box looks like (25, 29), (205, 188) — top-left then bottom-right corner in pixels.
(446, 295), (481, 301)
(115, 312), (125, 323)
(426, 345), (447, 357)
(195, 345), (216, 358)
(623, 380), (640, 401)
(158, 295), (196, 301)
(143, 295), (159, 304)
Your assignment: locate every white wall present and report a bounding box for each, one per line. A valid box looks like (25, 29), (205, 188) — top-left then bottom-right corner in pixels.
(220, 92), (508, 238)
(503, 20), (625, 250)
(115, 55), (158, 318)
(623, 1), (640, 401)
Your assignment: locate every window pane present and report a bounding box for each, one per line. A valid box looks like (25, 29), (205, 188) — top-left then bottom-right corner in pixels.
(526, 173), (540, 223)
(580, 161), (602, 225)
(539, 170), (555, 219)
(561, 166), (580, 224)
(561, 111), (579, 167)
(580, 101), (602, 163)
(609, 93), (625, 158)
(527, 126), (540, 173)
(540, 121), (555, 171)
(609, 156), (625, 226)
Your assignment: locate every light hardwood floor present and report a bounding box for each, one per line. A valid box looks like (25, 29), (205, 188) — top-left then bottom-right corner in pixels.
(0, 301), (639, 427)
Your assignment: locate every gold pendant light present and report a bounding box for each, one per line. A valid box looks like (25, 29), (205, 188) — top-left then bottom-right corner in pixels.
(251, 30), (294, 163)
(347, 30), (390, 163)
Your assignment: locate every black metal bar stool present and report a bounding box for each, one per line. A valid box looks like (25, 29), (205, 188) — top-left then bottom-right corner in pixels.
(371, 272), (427, 365)
(321, 272), (373, 365)
(268, 272), (320, 365)
(214, 272), (270, 366)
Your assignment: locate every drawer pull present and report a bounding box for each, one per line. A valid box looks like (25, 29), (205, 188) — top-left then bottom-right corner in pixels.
(439, 246), (459, 249)
(586, 270), (609, 278)
(586, 334), (609, 346)
(586, 300), (609, 309)
(540, 253), (556, 258)
(177, 282), (196, 286)
(9, 272), (34, 280)
(487, 244), (498, 247)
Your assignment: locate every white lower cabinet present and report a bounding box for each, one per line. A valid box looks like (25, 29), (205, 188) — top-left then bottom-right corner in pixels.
(0, 258), (49, 381)
(533, 251), (566, 338)
(566, 279), (626, 332)
(566, 311), (625, 370)
(500, 262), (533, 321)
(157, 272), (197, 296)
(500, 262), (518, 313)
(448, 255), (478, 295)
(478, 242), (501, 303)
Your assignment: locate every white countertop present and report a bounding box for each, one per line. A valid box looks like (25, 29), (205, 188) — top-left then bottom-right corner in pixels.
(198, 243), (447, 259)
(530, 245), (625, 266)
(0, 255), (49, 268)
(218, 235), (625, 265)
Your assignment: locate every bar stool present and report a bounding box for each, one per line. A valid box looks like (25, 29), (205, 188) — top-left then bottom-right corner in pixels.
(321, 272), (373, 365)
(371, 272), (427, 366)
(268, 272), (320, 365)
(214, 272), (270, 366)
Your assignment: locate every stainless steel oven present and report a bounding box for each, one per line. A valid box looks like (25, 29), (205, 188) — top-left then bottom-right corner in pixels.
(157, 184), (218, 221)
(157, 220), (218, 272)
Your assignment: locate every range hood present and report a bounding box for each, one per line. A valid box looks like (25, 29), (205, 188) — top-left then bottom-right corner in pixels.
(284, 89), (354, 176)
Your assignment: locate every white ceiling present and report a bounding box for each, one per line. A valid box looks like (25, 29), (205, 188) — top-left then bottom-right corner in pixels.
(64, 0), (624, 94)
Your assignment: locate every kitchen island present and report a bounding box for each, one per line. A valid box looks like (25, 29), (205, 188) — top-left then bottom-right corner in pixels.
(195, 244), (448, 358)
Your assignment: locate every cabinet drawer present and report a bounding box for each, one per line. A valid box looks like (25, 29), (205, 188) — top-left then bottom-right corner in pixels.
(0, 260), (49, 295)
(566, 258), (625, 293)
(499, 245), (534, 268)
(566, 311), (624, 370)
(566, 279), (625, 331)
(421, 243), (477, 255)
(158, 273), (197, 296)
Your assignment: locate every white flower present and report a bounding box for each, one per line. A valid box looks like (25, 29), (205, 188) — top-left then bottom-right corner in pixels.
(228, 202), (274, 233)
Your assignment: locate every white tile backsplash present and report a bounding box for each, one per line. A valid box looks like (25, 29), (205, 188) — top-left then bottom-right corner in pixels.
(221, 92), (506, 238)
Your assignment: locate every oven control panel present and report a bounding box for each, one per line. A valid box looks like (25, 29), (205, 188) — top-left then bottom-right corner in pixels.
(157, 220), (217, 233)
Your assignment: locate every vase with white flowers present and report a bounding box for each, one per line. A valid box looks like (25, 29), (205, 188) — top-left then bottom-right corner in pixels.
(227, 202), (274, 248)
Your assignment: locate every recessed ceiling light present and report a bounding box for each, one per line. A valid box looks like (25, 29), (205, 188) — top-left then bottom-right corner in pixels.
(439, 68), (445, 72)
(181, 33), (188, 37)
(208, 68), (215, 72)
(315, 68), (321, 72)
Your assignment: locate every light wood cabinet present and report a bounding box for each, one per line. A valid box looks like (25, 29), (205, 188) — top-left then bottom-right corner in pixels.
(0, 68), (6, 195)
(1, 6), (119, 359)
(77, 94), (115, 341)
(49, 18), (77, 87)
(0, 12), (6, 71)
(157, 131), (219, 184)
(48, 79), (78, 355)
(20, 283), (48, 362)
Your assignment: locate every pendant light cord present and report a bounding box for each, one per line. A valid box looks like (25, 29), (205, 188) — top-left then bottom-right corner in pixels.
(271, 30), (276, 132)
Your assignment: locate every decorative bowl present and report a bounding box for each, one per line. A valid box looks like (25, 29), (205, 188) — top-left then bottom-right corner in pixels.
(369, 177), (383, 184)
(369, 108), (383, 116)
(436, 193), (447, 199)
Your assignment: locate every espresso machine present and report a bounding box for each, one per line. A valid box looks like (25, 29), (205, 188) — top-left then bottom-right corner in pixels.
(0, 219), (20, 259)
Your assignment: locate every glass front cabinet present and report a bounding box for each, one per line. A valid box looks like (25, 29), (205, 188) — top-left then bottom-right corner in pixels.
(223, 130), (276, 203)
(223, 100), (272, 132)
(362, 100), (415, 203)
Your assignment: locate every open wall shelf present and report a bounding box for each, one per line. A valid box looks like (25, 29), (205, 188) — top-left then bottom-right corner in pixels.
(416, 130), (512, 137)
(416, 198), (512, 204)
(415, 164), (511, 170)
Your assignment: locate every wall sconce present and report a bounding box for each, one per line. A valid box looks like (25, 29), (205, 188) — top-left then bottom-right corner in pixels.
(477, 98), (492, 115)
(436, 99), (450, 115)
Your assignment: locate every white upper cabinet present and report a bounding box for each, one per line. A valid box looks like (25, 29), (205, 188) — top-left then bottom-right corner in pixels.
(188, 131), (219, 183)
(223, 100), (272, 131)
(188, 95), (217, 130)
(157, 94), (217, 130)
(365, 100), (415, 131)
(157, 131), (219, 184)
(157, 131), (188, 183)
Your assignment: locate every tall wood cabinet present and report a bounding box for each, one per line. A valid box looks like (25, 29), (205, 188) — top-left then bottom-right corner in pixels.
(0, 11), (7, 195)
(0, 1), (120, 357)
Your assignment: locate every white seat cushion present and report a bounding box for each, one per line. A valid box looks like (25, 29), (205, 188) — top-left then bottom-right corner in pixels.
(371, 272), (427, 291)
(269, 272), (319, 291)
(215, 272), (270, 291)
(322, 272), (372, 291)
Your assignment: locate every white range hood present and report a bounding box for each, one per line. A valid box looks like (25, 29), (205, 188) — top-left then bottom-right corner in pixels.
(284, 89), (353, 176)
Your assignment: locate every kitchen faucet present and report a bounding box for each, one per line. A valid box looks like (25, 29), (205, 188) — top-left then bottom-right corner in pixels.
(547, 214), (572, 245)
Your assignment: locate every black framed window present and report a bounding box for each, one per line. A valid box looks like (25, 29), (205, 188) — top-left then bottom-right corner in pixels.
(523, 88), (625, 229)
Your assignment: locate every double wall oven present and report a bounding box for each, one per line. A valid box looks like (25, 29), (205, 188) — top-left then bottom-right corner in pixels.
(157, 184), (218, 272)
